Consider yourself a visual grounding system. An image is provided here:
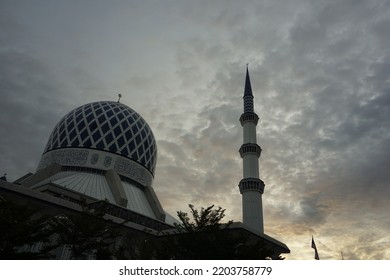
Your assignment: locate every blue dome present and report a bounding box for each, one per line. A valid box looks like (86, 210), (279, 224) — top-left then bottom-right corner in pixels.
(43, 101), (157, 174)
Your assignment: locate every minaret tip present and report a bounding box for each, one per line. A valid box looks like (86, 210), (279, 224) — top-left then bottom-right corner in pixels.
(244, 66), (253, 96)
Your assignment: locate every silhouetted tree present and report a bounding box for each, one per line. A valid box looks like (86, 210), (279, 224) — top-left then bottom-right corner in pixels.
(115, 230), (155, 260)
(176, 204), (232, 231)
(0, 196), (57, 259)
(48, 201), (120, 259)
(167, 204), (234, 259)
(132, 204), (283, 260)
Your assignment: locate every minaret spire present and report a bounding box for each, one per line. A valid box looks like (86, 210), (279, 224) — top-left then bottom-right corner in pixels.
(244, 64), (253, 98)
(243, 64), (254, 113)
(239, 66), (265, 233)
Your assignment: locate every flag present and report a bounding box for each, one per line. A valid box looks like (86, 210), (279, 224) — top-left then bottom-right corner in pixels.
(311, 236), (320, 260)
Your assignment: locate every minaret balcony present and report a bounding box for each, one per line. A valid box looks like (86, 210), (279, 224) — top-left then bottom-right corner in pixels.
(239, 178), (265, 194)
(239, 143), (262, 158)
(239, 112), (259, 125)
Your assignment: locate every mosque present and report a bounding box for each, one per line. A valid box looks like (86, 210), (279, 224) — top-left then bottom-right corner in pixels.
(0, 68), (289, 259)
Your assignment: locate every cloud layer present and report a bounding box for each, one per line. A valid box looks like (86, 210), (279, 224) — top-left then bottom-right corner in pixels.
(1, 0), (389, 259)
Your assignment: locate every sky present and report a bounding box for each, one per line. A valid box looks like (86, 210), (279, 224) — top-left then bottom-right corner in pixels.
(1, 0), (389, 260)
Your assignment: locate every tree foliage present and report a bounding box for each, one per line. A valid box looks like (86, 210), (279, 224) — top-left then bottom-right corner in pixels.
(0, 197), (120, 259)
(176, 204), (232, 232)
(1, 197), (283, 260)
(0, 197), (57, 259)
(48, 201), (120, 259)
(132, 204), (283, 260)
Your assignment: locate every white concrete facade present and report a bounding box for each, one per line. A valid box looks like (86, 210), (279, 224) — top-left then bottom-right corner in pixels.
(242, 191), (263, 230)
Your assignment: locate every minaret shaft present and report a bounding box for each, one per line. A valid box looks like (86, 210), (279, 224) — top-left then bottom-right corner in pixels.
(243, 122), (257, 143)
(243, 155), (259, 178)
(239, 66), (264, 233)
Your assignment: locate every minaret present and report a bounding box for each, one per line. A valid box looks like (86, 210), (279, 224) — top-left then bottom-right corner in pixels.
(239, 65), (265, 233)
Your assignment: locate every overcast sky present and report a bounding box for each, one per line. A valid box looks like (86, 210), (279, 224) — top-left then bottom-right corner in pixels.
(1, 0), (389, 259)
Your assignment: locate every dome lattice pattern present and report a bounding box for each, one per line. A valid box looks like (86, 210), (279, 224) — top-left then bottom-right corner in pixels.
(43, 101), (157, 174)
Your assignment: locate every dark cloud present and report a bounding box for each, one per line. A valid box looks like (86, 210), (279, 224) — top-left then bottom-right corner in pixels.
(1, 0), (389, 259)
(153, 98), (243, 221)
(0, 50), (70, 178)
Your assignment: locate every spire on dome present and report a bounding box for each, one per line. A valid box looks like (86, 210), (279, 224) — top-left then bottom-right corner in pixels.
(244, 64), (253, 97)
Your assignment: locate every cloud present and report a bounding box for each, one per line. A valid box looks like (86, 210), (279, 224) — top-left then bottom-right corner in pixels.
(0, 50), (69, 177)
(1, 0), (389, 259)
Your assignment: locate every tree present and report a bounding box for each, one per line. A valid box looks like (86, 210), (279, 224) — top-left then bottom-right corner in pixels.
(176, 204), (232, 232)
(48, 201), (120, 259)
(132, 204), (283, 260)
(0, 196), (57, 259)
(168, 204), (234, 259)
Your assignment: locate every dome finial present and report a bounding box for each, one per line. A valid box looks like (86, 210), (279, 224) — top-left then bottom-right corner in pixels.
(117, 93), (122, 103)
